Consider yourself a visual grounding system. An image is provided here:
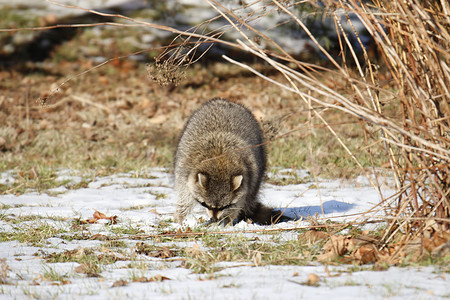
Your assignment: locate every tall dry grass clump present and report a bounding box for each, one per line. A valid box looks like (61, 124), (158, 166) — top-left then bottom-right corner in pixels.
(174, 0), (450, 248)
(357, 0), (450, 243)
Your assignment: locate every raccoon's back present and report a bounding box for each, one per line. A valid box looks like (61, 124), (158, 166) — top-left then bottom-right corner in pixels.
(175, 99), (266, 173)
(183, 99), (262, 142)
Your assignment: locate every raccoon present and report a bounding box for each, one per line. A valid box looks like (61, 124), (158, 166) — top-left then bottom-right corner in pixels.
(174, 98), (281, 225)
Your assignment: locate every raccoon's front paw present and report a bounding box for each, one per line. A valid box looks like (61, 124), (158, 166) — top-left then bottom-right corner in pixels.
(174, 213), (185, 224)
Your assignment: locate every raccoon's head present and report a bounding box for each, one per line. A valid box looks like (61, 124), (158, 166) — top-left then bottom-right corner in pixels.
(188, 171), (246, 223)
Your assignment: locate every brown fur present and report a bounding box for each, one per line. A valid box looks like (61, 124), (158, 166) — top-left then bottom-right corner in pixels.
(173, 98), (279, 225)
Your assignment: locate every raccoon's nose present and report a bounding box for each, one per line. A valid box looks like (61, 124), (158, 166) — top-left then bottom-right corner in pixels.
(208, 209), (224, 220)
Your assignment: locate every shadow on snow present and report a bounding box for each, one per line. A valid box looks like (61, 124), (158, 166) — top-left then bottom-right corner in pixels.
(274, 200), (356, 222)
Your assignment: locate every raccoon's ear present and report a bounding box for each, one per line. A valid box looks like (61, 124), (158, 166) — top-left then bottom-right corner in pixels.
(197, 173), (208, 189)
(232, 175), (243, 191)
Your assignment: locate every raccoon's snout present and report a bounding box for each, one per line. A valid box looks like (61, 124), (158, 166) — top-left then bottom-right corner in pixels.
(196, 199), (233, 220)
(208, 208), (223, 220)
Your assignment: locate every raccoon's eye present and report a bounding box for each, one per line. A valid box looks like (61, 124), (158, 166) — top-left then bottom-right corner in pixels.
(195, 199), (212, 210)
(231, 175), (243, 191)
(198, 201), (209, 209)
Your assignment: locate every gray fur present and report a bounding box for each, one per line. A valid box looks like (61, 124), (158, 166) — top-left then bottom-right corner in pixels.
(174, 98), (279, 225)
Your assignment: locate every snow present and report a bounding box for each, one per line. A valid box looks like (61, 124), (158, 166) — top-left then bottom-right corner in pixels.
(0, 169), (448, 299)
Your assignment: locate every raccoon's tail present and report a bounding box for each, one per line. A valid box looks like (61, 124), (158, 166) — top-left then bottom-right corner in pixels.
(246, 202), (291, 225)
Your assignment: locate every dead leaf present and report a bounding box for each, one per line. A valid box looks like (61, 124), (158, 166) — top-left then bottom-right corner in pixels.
(149, 274), (171, 282)
(197, 274), (215, 281)
(425, 230), (449, 252)
(133, 277), (149, 283)
(135, 243), (177, 258)
(316, 251), (336, 263)
(318, 235), (351, 262)
(112, 279), (128, 287)
(432, 241), (450, 258)
(93, 210), (107, 219)
(305, 273), (320, 286)
(91, 234), (109, 241)
(74, 263), (101, 278)
(329, 235), (351, 256)
(85, 218), (98, 224)
(84, 210), (118, 224)
(151, 247), (174, 259)
(74, 265), (87, 274)
(298, 230), (329, 244)
(353, 244), (379, 264)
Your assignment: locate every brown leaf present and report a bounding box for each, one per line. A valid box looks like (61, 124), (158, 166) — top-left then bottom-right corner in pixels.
(317, 235), (352, 263)
(86, 218), (99, 224)
(353, 244), (379, 264)
(84, 211), (117, 224)
(424, 237), (436, 253)
(93, 210), (107, 219)
(431, 241), (450, 258)
(298, 230), (329, 244)
(151, 247), (174, 259)
(91, 234), (109, 241)
(133, 277), (149, 283)
(326, 235), (351, 255)
(135, 244), (177, 258)
(74, 263), (101, 277)
(112, 279), (128, 287)
(305, 273), (320, 286)
(347, 235), (378, 252)
(316, 250), (337, 263)
(149, 274), (171, 282)
(74, 265), (87, 274)
(197, 274), (215, 281)
(109, 215), (118, 224)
